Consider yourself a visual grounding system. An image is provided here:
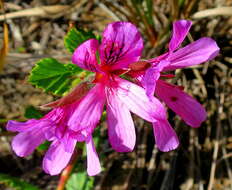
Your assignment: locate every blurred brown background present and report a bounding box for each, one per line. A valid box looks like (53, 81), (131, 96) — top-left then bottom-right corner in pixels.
(0, 0), (232, 190)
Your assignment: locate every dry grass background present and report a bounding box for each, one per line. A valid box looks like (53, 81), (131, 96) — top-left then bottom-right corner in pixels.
(0, 0), (232, 190)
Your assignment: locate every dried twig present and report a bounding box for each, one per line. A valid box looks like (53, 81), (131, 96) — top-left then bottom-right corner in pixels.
(98, 2), (120, 21)
(221, 147), (232, 187)
(0, 0), (9, 72)
(192, 7), (232, 19)
(0, 23), (8, 72)
(160, 153), (178, 190)
(146, 146), (158, 189)
(0, 0), (88, 21)
(207, 78), (224, 190)
(95, 152), (118, 190)
(0, 5), (70, 21)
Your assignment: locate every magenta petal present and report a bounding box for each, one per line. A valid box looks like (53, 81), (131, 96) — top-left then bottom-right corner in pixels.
(169, 20), (192, 51)
(99, 22), (143, 70)
(141, 67), (159, 98)
(7, 119), (50, 132)
(155, 80), (207, 127)
(7, 119), (51, 157)
(12, 128), (47, 157)
(115, 77), (166, 122)
(147, 52), (169, 64)
(153, 120), (179, 152)
(68, 84), (105, 132)
(164, 37), (220, 71)
(62, 133), (77, 153)
(72, 39), (100, 72)
(141, 60), (170, 98)
(106, 91), (135, 152)
(86, 135), (101, 176)
(43, 139), (76, 175)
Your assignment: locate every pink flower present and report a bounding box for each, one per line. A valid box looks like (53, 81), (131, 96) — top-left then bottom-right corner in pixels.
(70, 21), (177, 153)
(6, 97), (101, 176)
(130, 20), (219, 128)
(7, 21), (182, 177)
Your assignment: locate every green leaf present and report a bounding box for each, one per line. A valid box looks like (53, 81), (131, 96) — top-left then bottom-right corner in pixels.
(28, 58), (82, 95)
(24, 106), (43, 119)
(178, 0), (185, 7)
(131, 0), (144, 4)
(37, 141), (51, 151)
(66, 167), (94, 190)
(64, 28), (96, 53)
(0, 118), (8, 123)
(0, 173), (40, 190)
(145, 0), (154, 26)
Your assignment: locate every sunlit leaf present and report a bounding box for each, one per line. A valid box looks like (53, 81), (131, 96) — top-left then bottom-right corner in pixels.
(64, 27), (96, 53)
(66, 166), (94, 190)
(28, 58), (82, 95)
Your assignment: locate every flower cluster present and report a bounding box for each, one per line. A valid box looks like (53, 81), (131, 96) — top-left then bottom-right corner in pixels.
(6, 20), (219, 176)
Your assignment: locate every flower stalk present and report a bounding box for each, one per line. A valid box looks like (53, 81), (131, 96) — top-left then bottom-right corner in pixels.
(56, 148), (82, 190)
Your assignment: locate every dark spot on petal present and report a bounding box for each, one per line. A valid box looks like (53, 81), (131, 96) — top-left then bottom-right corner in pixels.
(170, 96), (178, 102)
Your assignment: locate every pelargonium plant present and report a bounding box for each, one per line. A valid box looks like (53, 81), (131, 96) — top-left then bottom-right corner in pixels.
(6, 20), (219, 176)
